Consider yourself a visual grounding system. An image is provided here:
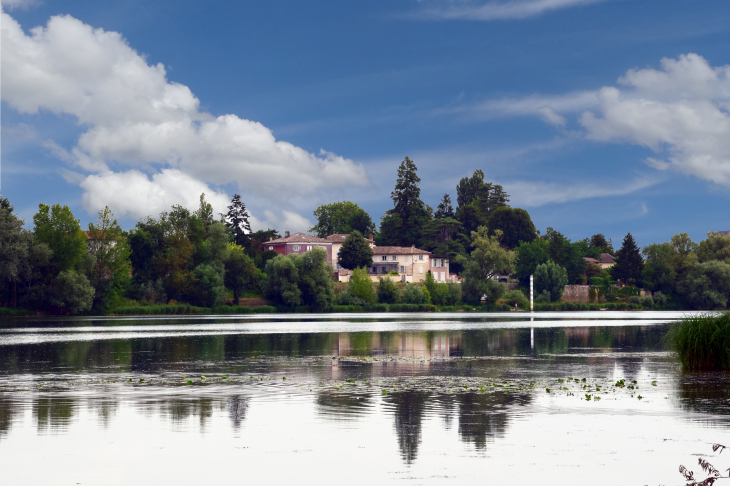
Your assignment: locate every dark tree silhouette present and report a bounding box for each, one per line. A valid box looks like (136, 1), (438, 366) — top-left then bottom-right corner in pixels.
(223, 194), (251, 248)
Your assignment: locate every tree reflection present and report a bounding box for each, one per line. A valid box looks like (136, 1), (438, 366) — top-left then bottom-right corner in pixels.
(676, 373), (730, 417)
(456, 392), (529, 450)
(228, 395), (248, 429)
(0, 398), (19, 440)
(33, 398), (76, 432)
(316, 392), (372, 421)
(384, 391), (429, 464)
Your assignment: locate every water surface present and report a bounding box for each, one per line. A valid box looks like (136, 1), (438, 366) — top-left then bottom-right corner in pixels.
(0, 311), (727, 485)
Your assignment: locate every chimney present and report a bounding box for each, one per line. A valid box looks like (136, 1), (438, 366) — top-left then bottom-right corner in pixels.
(412, 244), (415, 248)
(269, 237), (273, 241)
(369, 234), (373, 241)
(285, 231), (290, 238)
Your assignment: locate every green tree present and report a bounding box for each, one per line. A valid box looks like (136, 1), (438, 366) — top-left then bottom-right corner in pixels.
(192, 263), (227, 307)
(455, 204), (486, 238)
(0, 202), (32, 307)
(642, 243), (676, 294)
(264, 255), (301, 306)
(677, 261), (730, 309)
(310, 201), (375, 237)
(377, 157), (432, 247)
(456, 169), (486, 208)
(697, 232), (730, 264)
(85, 207), (132, 310)
(33, 203), (87, 275)
(424, 271), (437, 299)
(225, 243), (261, 304)
(434, 194), (455, 219)
(613, 232), (643, 285)
(377, 276), (399, 304)
(589, 234), (614, 256)
(542, 227), (586, 284)
(668, 233), (698, 277)
(205, 221), (230, 263)
(338, 231), (374, 270)
(349, 267), (376, 304)
(458, 227), (515, 305)
(422, 218), (466, 274)
(487, 207), (536, 249)
(52, 270), (94, 314)
(514, 239), (550, 286)
(223, 194), (251, 248)
(534, 261), (568, 302)
(195, 193), (215, 227)
(400, 283), (428, 304)
(294, 247), (335, 309)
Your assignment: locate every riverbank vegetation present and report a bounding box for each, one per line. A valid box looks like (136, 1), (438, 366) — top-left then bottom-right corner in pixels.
(2, 156), (730, 316)
(667, 313), (730, 370)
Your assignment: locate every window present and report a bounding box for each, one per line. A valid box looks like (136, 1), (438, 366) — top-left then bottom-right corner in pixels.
(381, 256), (387, 261)
(372, 267), (377, 273)
(268, 246), (273, 251)
(403, 256), (409, 262)
(293, 245), (300, 251)
(306, 245), (312, 251)
(418, 255), (424, 261)
(391, 255), (398, 261)
(399, 266), (406, 273)
(419, 265), (424, 274)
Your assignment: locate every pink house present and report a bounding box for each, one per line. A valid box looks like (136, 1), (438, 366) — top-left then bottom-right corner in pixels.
(263, 231), (333, 263)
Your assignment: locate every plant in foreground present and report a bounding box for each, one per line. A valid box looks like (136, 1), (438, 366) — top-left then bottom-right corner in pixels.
(679, 443), (728, 485)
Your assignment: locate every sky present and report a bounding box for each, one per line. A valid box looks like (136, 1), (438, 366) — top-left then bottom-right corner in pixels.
(2, 0), (730, 248)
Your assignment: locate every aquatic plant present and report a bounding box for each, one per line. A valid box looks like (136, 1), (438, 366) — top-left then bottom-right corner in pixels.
(679, 443), (728, 485)
(667, 312), (730, 370)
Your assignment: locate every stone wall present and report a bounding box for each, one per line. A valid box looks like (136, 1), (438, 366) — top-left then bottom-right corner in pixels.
(560, 285), (591, 303)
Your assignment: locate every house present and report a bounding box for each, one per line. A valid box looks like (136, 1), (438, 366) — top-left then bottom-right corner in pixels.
(719, 230), (730, 236)
(326, 233), (375, 280)
(583, 254), (614, 269)
(263, 231), (333, 263)
(370, 245), (432, 283)
(430, 256), (450, 283)
(83, 230), (117, 252)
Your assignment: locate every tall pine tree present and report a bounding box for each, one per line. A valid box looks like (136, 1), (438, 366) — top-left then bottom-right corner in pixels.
(223, 194), (252, 248)
(377, 157), (431, 247)
(434, 194), (454, 219)
(613, 232), (643, 285)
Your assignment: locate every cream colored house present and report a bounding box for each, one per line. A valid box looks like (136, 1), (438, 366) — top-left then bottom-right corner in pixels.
(369, 245), (432, 283)
(327, 233), (375, 281)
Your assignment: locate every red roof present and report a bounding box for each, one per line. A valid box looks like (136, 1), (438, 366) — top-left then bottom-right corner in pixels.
(266, 232), (331, 245)
(599, 253), (615, 264)
(583, 257), (599, 263)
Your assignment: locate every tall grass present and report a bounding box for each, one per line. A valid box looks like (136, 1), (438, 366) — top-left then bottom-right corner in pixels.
(0, 307), (33, 317)
(667, 312), (730, 370)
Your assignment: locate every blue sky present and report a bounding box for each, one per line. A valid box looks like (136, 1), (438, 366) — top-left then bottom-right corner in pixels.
(2, 0), (730, 248)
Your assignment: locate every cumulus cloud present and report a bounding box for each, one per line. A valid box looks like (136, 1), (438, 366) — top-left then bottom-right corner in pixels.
(508, 176), (659, 207)
(459, 53), (730, 187)
(1, 11), (368, 221)
(415, 0), (604, 21)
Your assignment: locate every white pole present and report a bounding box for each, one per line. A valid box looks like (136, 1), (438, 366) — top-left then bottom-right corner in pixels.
(530, 274), (534, 312)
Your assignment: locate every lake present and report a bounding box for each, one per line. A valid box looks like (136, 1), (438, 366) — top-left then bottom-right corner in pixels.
(0, 311), (728, 485)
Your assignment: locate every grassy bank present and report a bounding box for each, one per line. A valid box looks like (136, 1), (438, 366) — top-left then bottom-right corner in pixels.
(0, 307), (34, 317)
(667, 312), (730, 370)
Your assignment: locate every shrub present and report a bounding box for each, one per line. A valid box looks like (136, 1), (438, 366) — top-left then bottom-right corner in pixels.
(534, 260), (568, 302)
(349, 267), (376, 304)
(401, 284), (427, 304)
(629, 295), (641, 305)
(535, 290), (551, 303)
(52, 270), (95, 314)
(501, 289), (529, 309)
(336, 287), (368, 306)
(667, 312), (730, 370)
(377, 277), (399, 304)
(641, 296), (654, 308)
(653, 292), (667, 306)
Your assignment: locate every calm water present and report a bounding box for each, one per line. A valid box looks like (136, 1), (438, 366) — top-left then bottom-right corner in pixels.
(0, 311), (728, 485)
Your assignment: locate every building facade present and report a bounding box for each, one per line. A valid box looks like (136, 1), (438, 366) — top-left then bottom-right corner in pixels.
(263, 232), (333, 263)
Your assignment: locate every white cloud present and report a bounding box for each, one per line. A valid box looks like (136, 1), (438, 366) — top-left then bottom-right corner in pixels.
(1, 11), (369, 221)
(460, 53), (730, 187)
(1, 0), (40, 11)
(450, 90), (600, 123)
(78, 169), (231, 220)
(251, 210), (312, 234)
(415, 0), (604, 21)
(508, 176), (659, 207)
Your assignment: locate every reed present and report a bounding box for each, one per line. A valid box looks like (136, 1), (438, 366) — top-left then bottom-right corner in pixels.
(667, 312), (730, 370)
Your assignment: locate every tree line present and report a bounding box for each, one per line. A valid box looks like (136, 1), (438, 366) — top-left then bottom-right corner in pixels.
(2, 156), (730, 314)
